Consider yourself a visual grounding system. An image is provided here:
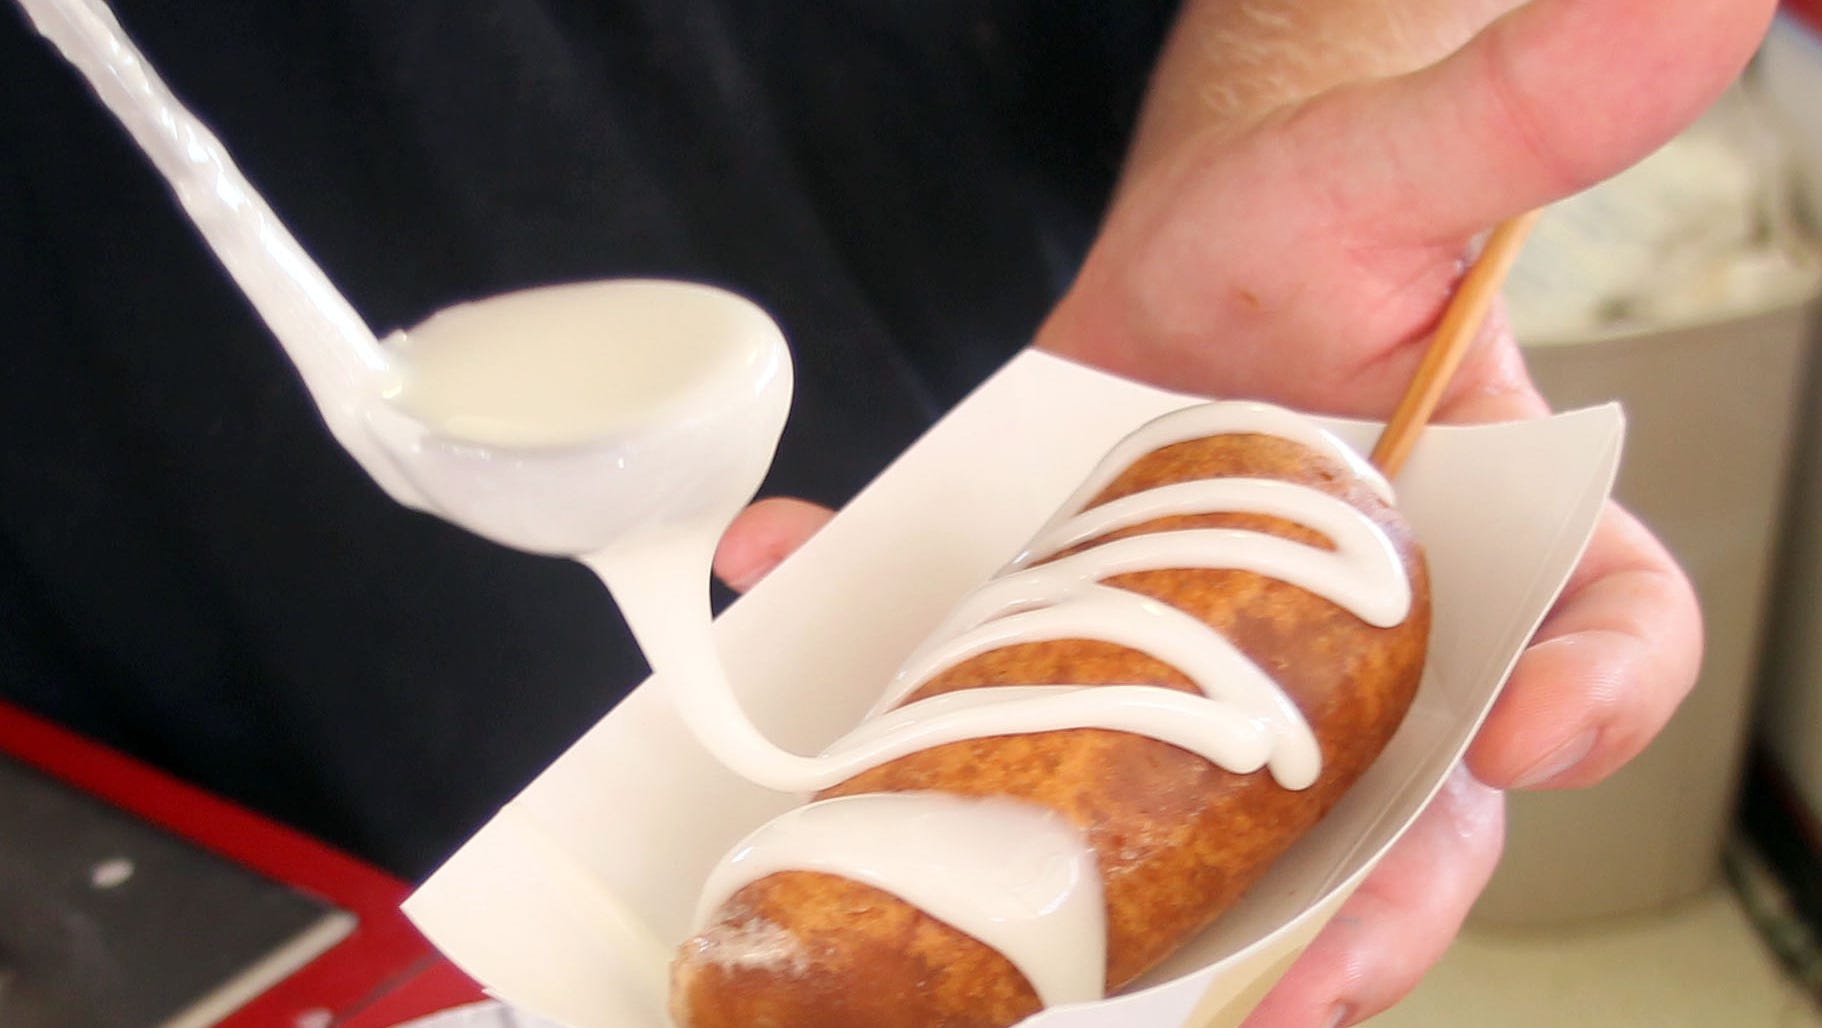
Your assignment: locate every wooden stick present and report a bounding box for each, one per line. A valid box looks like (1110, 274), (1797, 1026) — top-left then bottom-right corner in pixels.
(1370, 209), (1543, 477)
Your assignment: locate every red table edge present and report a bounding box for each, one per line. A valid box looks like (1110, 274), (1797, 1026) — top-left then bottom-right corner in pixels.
(339, 960), (499, 1028)
(0, 699), (484, 1025)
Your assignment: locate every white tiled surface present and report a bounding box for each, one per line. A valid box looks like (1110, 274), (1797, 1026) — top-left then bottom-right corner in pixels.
(1368, 885), (1821, 1027)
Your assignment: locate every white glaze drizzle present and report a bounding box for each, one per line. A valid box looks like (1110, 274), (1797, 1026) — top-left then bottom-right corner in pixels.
(695, 400), (1415, 1008)
(693, 793), (1106, 1007)
(1038, 401), (1395, 520)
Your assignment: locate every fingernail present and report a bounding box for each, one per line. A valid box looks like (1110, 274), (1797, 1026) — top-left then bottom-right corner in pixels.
(1325, 1004), (1355, 1028)
(1511, 728), (1597, 789)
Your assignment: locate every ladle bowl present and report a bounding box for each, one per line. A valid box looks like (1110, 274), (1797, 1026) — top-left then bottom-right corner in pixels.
(360, 280), (794, 558)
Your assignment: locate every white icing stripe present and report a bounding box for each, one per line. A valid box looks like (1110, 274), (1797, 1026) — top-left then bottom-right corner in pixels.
(1047, 528), (1405, 627)
(867, 587), (1319, 788)
(827, 684), (1275, 779)
(1017, 477), (1383, 568)
(1037, 402), (1393, 531)
(867, 586), (1311, 787)
(693, 793), (1107, 1008)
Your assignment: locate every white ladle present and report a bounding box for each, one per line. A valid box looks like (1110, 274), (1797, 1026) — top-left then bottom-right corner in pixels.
(17, 0), (787, 544)
(16, 0), (809, 781)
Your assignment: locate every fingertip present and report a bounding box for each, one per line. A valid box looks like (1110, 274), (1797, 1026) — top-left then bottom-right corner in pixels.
(1468, 505), (1702, 791)
(1467, 633), (1616, 789)
(1468, 622), (1689, 792)
(712, 497), (836, 593)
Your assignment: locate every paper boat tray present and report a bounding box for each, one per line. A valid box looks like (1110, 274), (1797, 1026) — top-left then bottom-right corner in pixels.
(404, 349), (1623, 1027)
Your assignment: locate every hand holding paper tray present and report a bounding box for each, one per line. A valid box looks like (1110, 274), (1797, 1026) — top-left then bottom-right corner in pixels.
(404, 350), (1623, 1028)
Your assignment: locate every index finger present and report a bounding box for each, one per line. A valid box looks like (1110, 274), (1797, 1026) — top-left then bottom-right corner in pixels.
(713, 496), (836, 593)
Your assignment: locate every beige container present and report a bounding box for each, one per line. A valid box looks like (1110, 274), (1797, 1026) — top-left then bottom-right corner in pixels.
(1474, 293), (1820, 926)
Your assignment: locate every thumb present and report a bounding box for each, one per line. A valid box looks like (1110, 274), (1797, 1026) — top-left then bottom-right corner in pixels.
(1308, 0), (1778, 242)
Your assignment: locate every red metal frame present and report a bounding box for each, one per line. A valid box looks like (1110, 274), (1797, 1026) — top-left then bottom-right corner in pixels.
(0, 699), (484, 1025)
(1791, 0), (1822, 33)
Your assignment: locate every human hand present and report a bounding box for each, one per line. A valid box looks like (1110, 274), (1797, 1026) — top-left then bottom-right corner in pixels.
(713, 1), (1772, 1023)
(1027, 0), (1767, 1023)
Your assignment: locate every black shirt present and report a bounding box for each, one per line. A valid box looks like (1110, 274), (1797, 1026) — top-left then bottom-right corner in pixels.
(0, 0), (1173, 876)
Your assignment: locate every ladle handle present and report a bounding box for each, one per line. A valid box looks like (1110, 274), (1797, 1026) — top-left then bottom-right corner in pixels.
(17, 0), (417, 494)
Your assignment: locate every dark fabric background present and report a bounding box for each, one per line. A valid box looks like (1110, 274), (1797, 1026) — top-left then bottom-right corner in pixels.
(0, 0), (1174, 877)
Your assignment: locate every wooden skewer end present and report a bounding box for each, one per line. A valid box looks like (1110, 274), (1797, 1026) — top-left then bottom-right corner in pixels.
(1369, 210), (1542, 478)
